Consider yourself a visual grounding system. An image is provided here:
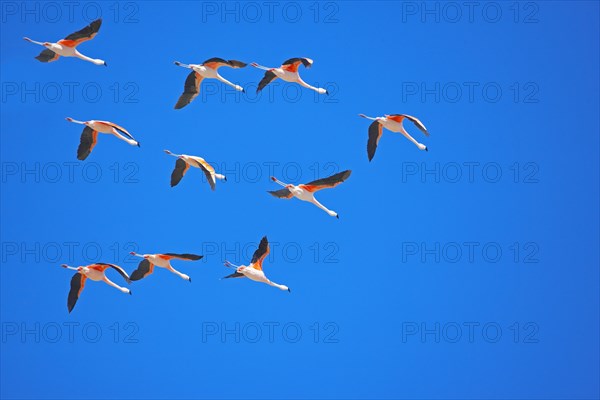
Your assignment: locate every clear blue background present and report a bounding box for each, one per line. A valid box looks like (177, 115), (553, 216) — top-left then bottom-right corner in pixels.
(1, 1), (599, 399)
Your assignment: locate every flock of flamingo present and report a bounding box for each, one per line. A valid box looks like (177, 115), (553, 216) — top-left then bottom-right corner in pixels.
(24, 19), (431, 312)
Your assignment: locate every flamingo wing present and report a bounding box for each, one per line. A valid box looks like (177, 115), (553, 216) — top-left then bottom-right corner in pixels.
(59, 19), (102, 47)
(77, 126), (98, 160)
(400, 114), (430, 136)
(257, 70), (277, 93)
(130, 259), (154, 281)
(92, 263), (132, 283)
(170, 158), (190, 187)
(35, 49), (59, 63)
(95, 121), (136, 140)
(203, 57), (247, 69)
(175, 72), (203, 109)
(367, 121), (383, 161)
(223, 272), (245, 279)
(281, 57), (313, 72)
(268, 188), (293, 199)
(301, 170), (352, 192)
(190, 157), (216, 191)
(250, 236), (270, 271)
(163, 253), (203, 261)
(67, 273), (86, 313)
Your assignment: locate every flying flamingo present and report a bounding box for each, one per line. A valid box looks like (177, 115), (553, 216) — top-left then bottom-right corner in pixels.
(173, 58), (247, 109)
(251, 57), (328, 94)
(66, 117), (140, 160)
(129, 252), (203, 283)
(223, 236), (290, 292)
(358, 114), (430, 161)
(24, 19), (106, 66)
(164, 150), (226, 190)
(61, 263), (131, 313)
(269, 170), (351, 218)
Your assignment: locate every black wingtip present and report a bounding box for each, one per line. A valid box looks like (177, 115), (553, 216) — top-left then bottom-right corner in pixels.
(288, 288), (291, 293)
(336, 214), (340, 219)
(103, 62), (107, 67)
(325, 90), (329, 95)
(242, 88), (246, 94)
(425, 147), (428, 152)
(188, 277), (192, 283)
(137, 142), (141, 148)
(129, 290), (132, 295)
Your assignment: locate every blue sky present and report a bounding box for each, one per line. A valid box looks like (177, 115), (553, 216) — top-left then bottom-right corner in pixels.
(1, 1), (599, 399)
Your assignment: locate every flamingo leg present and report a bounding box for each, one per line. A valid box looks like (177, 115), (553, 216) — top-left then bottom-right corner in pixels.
(310, 197), (337, 218)
(166, 265), (191, 282)
(112, 131), (139, 147)
(216, 74), (245, 92)
(103, 276), (131, 294)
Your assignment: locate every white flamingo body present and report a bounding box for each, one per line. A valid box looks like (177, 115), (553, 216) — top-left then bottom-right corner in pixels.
(381, 118), (425, 149)
(288, 186), (334, 215)
(237, 266), (289, 291)
(271, 68), (299, 82)
(88, 121), (137, 145)
(79, 266), (104, 281)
